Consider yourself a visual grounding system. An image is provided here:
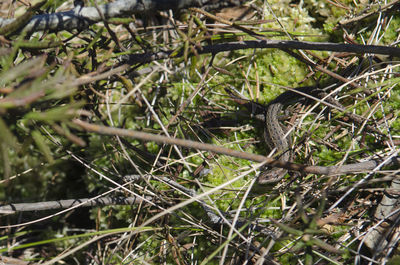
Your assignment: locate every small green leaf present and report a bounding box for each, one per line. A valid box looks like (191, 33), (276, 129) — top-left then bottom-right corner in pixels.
(271, 219), (303, 236)
(0, 117), (18, 149)
(18, 39), (63, 50)
(0, 56), (45, 86)
(24, 101), (85, 122)
(31, 130), (54, 163)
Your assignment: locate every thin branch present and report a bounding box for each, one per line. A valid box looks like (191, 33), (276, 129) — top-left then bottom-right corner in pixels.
(0, 256), (32, 265)
(122, 39), (400, 65)
(338, 0), (400, 26)
(0, 196), (153, 214)
(73, 119), (400, 176)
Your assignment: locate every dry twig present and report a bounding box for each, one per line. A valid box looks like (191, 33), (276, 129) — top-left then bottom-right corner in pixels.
(73, 119), (400, 176)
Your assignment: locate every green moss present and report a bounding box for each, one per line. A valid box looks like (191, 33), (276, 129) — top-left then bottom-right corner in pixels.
(383, 17), (400, 43)
(316, 145), (344, 163)
(323, 21), (336, 34)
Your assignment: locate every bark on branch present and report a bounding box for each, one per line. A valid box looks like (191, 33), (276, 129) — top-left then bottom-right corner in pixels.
(73, 119), (400, 176)
(122, 39), (400, 65)
(0, 0), (244, 34)
(0, 196), (152, 214)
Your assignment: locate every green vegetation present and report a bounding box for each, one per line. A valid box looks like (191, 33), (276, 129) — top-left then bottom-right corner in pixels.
(0, 0), (399, 264)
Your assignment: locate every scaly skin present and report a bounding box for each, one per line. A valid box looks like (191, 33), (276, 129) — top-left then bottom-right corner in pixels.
(255, 85), (381, 184)
(258, 96), (292, 183)
(258, 86), (315, 184)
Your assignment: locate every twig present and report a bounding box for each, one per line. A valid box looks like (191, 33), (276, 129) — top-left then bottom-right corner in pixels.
(73, 64), (130, 86)
(122, 39), (400, 65)
(73, 119), (400, 176)
(0, 256), (33, 265)
(189, 7), (265, 40)
(0, 196), (152, 214)
(338, 0), (400, 26)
